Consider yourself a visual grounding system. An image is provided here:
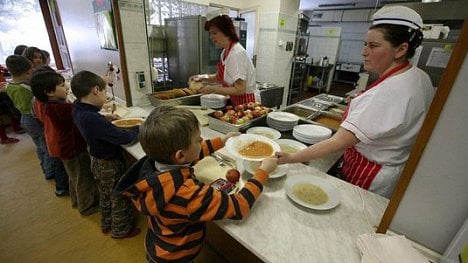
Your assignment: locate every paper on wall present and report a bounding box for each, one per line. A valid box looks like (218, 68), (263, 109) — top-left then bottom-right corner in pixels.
(426, 47), (453, 68)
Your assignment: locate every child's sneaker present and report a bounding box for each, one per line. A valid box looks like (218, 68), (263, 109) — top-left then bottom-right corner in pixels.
(0, 137), (19, 144)
(55, 189), (70, 197)
(111, 227), (141, 239)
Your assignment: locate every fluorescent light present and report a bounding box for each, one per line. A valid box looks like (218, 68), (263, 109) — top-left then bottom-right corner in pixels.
(422, 0), (441, 2)
(318, 3), (356, 8)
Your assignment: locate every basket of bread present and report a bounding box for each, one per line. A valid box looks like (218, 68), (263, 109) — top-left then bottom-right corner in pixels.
(147, 87), (202, 106)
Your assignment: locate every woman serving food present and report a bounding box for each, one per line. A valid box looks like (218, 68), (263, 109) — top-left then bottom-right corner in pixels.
(189, 11), (257, 107)
(276, 6), (435, 198)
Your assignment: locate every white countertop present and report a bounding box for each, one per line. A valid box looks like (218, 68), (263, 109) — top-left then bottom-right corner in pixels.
(116, 102), (389, 263)
(217, 164), (388, 263)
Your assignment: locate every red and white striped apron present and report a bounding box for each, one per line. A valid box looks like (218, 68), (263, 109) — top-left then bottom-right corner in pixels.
(341, 62), (409, 189)
(217, 41), (255, 107)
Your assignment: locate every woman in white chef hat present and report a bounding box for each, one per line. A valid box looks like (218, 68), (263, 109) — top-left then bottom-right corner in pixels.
(189, 9), (257, 107)
(277, 6), (435, 198)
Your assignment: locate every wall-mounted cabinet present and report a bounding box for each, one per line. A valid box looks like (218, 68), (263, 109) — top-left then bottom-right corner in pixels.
(341, 9), (371, 22)
(311, 10), (343, 22)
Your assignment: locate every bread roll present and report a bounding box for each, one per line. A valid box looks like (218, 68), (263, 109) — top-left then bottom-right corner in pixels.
(189, 80), (203, 90)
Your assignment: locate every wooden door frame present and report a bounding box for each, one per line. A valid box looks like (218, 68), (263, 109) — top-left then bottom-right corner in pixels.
(39, 0), (64, 70)
(377, 18), (468, 233)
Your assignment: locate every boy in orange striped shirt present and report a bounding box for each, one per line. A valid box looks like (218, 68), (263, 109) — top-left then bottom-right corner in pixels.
(114, 105), (276, 263)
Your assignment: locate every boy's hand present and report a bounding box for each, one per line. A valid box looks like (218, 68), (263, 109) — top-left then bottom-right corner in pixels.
(103, 102), (116, 113)
(102, 112), (120, 121)
(221, 132), (240, 144)
(258, 157), (278, 175)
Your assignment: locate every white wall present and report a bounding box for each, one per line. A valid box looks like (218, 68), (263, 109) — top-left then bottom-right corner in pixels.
(55, 0), (124, 99)
(390, 54), (468, 253)
(56, 0), (152, 106)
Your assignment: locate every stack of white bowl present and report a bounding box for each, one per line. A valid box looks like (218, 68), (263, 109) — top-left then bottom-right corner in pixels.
(266, 112), (299, 131)
(200, 94), (227, 109)
(292, 124), (332, 144)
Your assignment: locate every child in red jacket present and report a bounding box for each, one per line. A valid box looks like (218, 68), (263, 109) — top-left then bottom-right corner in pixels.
(31, 71), (99, 215)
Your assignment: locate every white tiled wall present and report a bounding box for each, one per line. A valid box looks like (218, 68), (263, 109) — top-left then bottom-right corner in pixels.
(256, 12), (297, 106)
(307, 26), (341, 65)
(314, 22), (371, 64)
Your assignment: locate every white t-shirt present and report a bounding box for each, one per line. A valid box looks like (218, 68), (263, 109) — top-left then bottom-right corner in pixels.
(221, 42), (256, 94)
(341, 66), (434, 197)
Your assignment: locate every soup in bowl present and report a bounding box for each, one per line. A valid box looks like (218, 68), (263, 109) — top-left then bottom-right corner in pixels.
(226, 134), (280, 161)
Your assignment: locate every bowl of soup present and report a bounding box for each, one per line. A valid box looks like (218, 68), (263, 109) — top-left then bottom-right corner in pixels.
(225, 134), (280, 161)
(111, 117), (144, 129)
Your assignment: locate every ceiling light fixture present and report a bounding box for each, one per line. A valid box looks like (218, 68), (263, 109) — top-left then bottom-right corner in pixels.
(421, 0), (441, 2)
(318, 3), (356, 8)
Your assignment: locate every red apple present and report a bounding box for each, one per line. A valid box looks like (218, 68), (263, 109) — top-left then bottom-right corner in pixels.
(226, 109), (236, 116)
(229, 115), (238, 124)
(252, 110), (262, 118)
(234, 104), (244, 111)
(226, 169), (240, 183)
(235, 110), (244, 118)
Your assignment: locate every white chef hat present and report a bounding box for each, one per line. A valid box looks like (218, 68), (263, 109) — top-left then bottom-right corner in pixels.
(372, 6), (423, 30)
(206, 7), (230, 21)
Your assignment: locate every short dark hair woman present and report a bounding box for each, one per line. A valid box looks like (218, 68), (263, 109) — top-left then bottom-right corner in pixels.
(189, 12), (257, 107)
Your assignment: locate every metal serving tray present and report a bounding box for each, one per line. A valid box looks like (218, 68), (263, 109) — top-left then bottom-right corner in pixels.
(298, 98), (330, 111)
(207, 114), (267, 134)
(147, 93), (201, 107)
(313, 93), (345, 104)
(308, 111), (342, 131)
(281, 105), (320, 120)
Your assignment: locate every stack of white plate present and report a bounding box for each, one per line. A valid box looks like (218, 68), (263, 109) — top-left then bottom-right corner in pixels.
(200, 94), (227, 109)
(266, 112), (299, 131)
(292, 124), (332, 144)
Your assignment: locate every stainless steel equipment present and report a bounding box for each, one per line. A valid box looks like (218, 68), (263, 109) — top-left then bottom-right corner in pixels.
(165, 16), (248, 87)
(232, 17), (247, 48)
(288, 13), (310, 105)
(258, 83), (284, 109)
(165, 16), (214, 87)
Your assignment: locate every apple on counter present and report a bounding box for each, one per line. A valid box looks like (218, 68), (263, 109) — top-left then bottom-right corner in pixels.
(210, 102), (271, 125)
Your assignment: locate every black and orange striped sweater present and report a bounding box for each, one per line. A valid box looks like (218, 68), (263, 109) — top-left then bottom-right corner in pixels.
(113, 138), (269, 263)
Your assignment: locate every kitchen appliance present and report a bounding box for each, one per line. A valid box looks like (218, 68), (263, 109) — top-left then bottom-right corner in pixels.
(232, 17), (247, 49)
(165, 16), (215, 87)
(257, 83), (284, 109)
(165, 15), (248, 87)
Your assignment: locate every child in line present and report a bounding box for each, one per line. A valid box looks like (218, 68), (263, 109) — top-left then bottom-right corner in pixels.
(31, 70), (99, 215)
(0, 80), (24, 144)
(113, 105), (277, 263)
(13, 44), (27, 56)
(22, 47), (44, 69)
(71, 70), (140, 238)
(5, 55), (69, 195)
